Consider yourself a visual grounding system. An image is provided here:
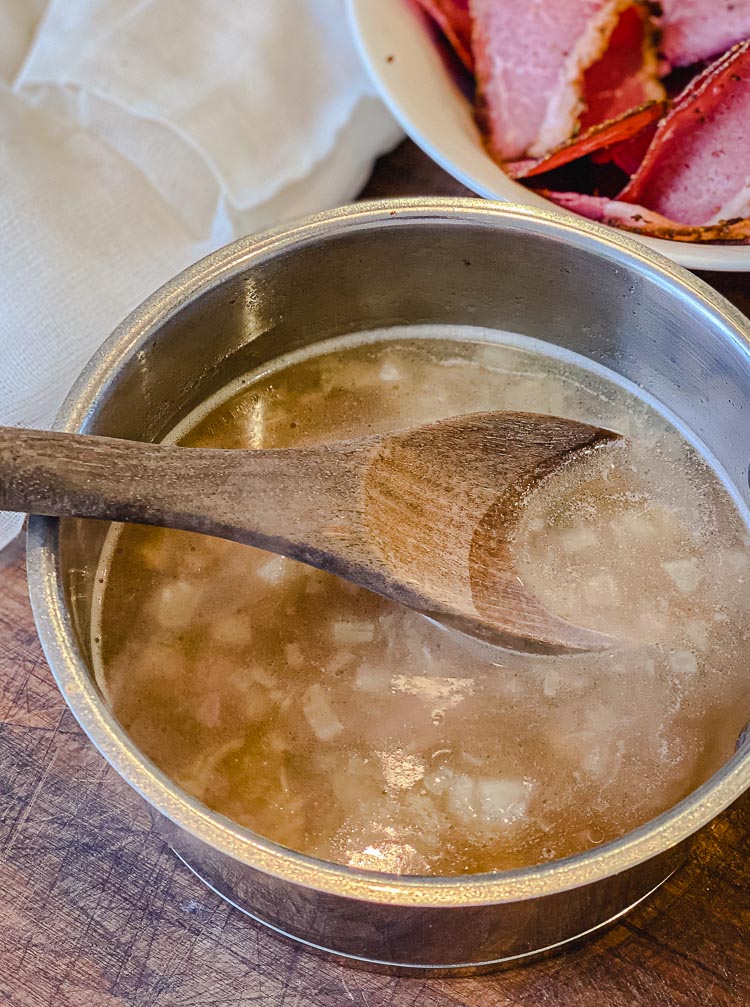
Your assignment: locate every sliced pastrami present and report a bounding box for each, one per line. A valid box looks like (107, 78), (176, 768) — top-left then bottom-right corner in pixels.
(580, 4), (664, 129)
(414, 0), (474, 72)
(471, 0), (634, 161)
(582, 3), (664, 174)
(659, 0), (750, 68)
(592, 116), (659, 174)
(539, 190), (750, 243)
(507, 100), (665, 179)
(619, 42), (750, 225)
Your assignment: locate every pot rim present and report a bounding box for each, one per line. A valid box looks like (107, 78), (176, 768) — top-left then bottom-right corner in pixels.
(26, 198), (750, 908)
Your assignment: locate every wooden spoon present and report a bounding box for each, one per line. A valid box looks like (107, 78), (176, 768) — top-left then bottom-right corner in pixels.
(0, 412), (621, 654)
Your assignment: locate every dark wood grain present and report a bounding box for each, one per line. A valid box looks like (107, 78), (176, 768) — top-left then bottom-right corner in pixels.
(1, 139), (748, 1007)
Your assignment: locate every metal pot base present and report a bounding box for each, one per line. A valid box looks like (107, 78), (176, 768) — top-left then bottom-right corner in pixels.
(174, 849), (674, 975)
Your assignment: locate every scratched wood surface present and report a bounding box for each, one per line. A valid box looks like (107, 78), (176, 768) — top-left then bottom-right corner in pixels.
(1, 140), (749, 1007)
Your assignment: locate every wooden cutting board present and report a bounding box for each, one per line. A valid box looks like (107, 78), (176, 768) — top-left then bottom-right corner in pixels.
(0, 142), (748, 1007)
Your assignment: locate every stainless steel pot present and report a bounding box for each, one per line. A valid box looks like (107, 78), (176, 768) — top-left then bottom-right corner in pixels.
(27, 199), (750, 975)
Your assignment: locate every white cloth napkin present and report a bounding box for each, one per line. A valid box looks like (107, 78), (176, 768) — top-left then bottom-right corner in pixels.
(0, 0), (401, 550)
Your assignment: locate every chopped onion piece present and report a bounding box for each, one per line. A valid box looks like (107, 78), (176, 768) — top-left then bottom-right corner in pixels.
(561, 528), (597, 553)
(662, 558), (702, 594)
(152, 580), (201, 631)
(686, 620), (709, 650)
(285, 642), (304, 669)
(444, 772), (475, 824)
(267, 729), (287, 753)
(211, 614), (249, 647)
(444, 773), (532, 830)
(641, 658), (656, 677)
(174, 738), (244, 801)
(582, 573), (619, 607)
(354, 663), (386, 692)
(423, 766), (455, 795)
(474, 778), (532, 824)
(719, 549), (750, 576)
(303, 684), (343, 741)
(251, 665), (276, 689)
(581, 739), (625, 783)
(195, 692), (221, 728)
(610, 511), (658, 545)
(256, 556), (292, 585)
(379, 362), (401, 382)
(543, 669), (560, 698)
(332, 620), (375, 645)
(668, 650), (698, 677)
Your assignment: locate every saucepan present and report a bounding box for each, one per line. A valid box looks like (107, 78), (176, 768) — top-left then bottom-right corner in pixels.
(26, 199), (750, 974)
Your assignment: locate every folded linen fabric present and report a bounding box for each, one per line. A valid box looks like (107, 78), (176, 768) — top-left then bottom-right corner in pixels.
(0, 0), (401, 549)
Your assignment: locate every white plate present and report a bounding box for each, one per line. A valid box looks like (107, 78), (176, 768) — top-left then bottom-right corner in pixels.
(348, 0), (750, 272)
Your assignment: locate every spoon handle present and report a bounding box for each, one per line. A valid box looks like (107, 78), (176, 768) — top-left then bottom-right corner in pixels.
(0, 426), (362, 553)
